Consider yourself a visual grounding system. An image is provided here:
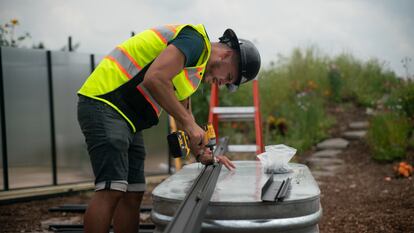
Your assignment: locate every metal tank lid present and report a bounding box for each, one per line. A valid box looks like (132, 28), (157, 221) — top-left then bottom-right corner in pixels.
(152, 161), (321, 220)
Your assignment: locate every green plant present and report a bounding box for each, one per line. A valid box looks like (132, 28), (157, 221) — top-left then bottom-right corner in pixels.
(0, 19), (30, 47)
(387, 81), (414, 119)
(367, 112), (411, 162)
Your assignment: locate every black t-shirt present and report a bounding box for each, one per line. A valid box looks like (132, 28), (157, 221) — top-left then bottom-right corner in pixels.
(169, 26), (205, 67)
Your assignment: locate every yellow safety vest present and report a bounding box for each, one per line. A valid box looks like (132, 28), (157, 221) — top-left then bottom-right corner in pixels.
(78, 24), (211, 132)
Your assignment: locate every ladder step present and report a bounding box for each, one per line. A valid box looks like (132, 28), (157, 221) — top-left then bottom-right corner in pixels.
(228, 145), (257, 153)
(213, 106), (255, 114)
(213, 107), (255, 121)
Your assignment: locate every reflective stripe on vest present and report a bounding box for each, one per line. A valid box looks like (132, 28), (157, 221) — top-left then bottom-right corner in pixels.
(151, 25), (177, 44)
(137, 85), (161, 116)
(184, 67), (204, 89)
(107, 46), (142, 79)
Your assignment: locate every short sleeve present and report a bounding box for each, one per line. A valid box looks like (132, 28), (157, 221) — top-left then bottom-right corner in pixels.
(169, 26), (205, 67)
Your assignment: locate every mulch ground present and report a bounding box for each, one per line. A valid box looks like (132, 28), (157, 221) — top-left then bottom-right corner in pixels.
(311, 103), (414, 232)
(0, 184), (157, 232)
(317, 140), (414, 233)
(0, 103), (413, 233)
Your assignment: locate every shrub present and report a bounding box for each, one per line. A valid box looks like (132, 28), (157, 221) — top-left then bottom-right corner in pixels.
(367, 112), (411, 162)
(387, 81), (414, 119)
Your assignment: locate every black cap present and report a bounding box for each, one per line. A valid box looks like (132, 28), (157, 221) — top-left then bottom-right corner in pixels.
(219, 29), (261, 92)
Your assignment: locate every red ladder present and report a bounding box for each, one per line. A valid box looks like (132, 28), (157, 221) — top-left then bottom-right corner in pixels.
(208, 79), (264, 155)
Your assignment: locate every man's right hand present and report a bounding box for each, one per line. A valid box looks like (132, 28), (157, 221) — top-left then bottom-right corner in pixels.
(183, 122), (206, 156)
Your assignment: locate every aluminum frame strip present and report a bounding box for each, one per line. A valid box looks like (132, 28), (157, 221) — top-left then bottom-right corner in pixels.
(163, 139), (228, 233)
(163, 163), (222, 233)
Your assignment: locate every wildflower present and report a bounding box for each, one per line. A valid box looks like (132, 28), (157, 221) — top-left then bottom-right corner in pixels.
(394, 162), (413, 178)
(11, 19), (19, 25)
(267, 115), (276, 125)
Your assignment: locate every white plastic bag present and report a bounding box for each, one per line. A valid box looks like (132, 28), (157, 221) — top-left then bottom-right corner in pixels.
(256, 144), (296, 174)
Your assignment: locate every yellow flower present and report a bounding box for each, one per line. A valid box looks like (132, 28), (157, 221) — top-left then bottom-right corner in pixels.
(267, 115), (276, 125)
(11, 19), (19, 25)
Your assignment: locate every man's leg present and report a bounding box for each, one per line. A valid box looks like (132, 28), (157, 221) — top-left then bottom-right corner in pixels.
(113, 191), (144, 233)
(78, 96), (134, 233)
(84, 190), (124, 233)
(113, 131), (147, 233)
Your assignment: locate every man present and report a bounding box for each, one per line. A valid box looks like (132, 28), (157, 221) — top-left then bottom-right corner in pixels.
(77, 24), (260, 233)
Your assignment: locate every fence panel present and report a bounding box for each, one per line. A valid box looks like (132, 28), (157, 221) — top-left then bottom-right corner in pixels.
(143, 113), (170, 175)
(51, 51), (93, 184)
(0, 48), (171, 190)
(1, 47), (52, 189)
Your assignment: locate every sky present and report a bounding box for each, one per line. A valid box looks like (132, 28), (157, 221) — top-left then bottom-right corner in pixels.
(1, 0), (413, 77)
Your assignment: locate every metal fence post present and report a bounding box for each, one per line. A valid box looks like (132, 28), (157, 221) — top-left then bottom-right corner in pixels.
(0, 47), (9, 190)
(90, 54), (95, 73)
(46, 51), (58, 185)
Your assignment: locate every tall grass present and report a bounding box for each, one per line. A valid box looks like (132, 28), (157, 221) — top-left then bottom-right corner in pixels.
(333, 54), (399, 106)
(367, 112), (411, 162)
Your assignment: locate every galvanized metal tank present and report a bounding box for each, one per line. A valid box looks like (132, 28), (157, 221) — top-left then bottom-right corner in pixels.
(151, 161), (322, 233)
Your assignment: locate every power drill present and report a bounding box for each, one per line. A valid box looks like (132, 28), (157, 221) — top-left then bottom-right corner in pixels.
(167, 123), (216, 159)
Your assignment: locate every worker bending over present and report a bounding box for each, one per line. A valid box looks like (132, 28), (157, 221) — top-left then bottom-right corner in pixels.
(77, 24), (261, 233)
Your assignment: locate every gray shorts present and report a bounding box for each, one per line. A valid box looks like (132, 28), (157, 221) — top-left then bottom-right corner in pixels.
(77, 95), (146, 192)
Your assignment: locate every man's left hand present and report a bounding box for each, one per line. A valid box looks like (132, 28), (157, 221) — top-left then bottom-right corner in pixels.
(215, 155), (236, 171)
(197, 149), (236, 171)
